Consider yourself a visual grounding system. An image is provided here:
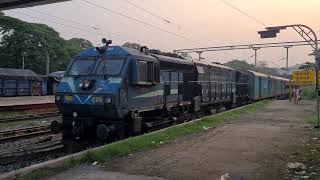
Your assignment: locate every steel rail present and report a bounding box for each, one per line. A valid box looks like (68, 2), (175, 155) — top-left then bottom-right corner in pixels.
(0, 112), (61, 123)
(0, 103), (57, 112)
(0, 125), (52, 143)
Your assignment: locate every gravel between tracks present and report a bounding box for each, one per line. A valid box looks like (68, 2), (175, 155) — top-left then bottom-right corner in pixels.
(0, 134), (63, 173)
(0, 116), (61, 131)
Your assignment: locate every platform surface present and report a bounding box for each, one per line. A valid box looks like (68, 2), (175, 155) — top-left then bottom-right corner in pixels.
(0, 96), (54, 107)
(46, 100), (314, 180)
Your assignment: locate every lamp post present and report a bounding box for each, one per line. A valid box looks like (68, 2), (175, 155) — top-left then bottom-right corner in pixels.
(258, 24), (319, 128)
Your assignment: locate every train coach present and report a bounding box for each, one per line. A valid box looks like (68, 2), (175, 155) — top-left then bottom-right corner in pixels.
(245, 70), (289, 100)
(52, 40), (289, 145)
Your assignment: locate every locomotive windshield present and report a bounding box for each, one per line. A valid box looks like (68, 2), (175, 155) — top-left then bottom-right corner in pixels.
(68, 57), (96, 76)
(97, 58), (124, 75)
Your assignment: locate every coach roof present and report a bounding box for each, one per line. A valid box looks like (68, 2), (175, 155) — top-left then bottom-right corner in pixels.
(0, 68), (42, 81)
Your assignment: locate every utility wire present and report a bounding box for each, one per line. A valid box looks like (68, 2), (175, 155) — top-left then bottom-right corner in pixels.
(122, 0), (171, 24)
(79, 0), (201, 45)
(15, 0), (100, 30)
(267, 57), (286, 68)
(220, 0), (267, 26)
(6, 11), (151, 46)
(6, 10), (137, 44)
(9, 11), (106, 37)
(120, 0), (181, 30)
(26, 8), (101, 31)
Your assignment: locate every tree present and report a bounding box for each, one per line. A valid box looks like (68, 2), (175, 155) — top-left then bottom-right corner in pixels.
(0, 13), (93, 74)
(122, 42), (180, 58)
(122, 42), (141, 50)
(299, 62), (315, 71)
(224, 59), (281, 76)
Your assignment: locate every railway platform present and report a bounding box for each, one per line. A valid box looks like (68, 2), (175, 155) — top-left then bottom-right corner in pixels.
(41, 100), (316, 180)
(0, 96), (54, 107)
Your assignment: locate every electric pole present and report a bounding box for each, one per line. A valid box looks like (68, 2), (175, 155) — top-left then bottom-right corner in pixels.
(46, 53), (50, 75)
(197, 51), (202, 61)
(253, 47), (260, 66)
(284, 45), (292, 69)
(21, 51), (26, 69)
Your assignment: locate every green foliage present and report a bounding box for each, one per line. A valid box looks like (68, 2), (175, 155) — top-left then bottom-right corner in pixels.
(224, 59), (281, 76)
(299, 62), (315, 71)
(307, 113), (317, 126)
(148, 49), (180, 58)
(122, 42), (180, 58)
(301, 86), (316, 100)
(0, 14), (93, 74)
(122, 42), (141, 50)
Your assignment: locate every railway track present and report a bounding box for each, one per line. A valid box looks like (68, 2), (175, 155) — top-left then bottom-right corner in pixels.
(0, 140), (63, 165)
(0, 112), (61, 123)
(0, 125), (52, 143)
(0, 103), (57, 112)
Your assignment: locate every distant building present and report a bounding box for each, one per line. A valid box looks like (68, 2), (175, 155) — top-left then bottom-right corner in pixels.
(0, 68), (44, 96)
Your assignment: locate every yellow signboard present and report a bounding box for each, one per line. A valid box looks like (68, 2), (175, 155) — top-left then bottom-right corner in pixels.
(291, 70), (316, 85)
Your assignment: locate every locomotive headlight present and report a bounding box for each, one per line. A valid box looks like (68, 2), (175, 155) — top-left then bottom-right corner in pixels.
(55, 95), (61, 102)
(78, 80), (84, 88)
(84, 80), (90, 88)
(105, 97), (112, 104)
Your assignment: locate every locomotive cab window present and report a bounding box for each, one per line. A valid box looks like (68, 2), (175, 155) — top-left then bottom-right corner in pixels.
(97, 57), (124, 76)
(68, 56), (97, 76)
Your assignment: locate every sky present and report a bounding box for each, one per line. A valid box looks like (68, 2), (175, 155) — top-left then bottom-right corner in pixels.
(3, 0), (320, 68)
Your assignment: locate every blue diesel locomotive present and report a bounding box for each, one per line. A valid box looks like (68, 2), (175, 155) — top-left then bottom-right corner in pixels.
(52, 40), (289, 144)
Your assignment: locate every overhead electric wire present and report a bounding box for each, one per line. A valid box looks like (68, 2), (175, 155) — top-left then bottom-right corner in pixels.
(79, 0), (202, 45)
(266, 57), (286, 68)
(6, 11), (151, 47)
(14, 0), (100, 31)
(219, 0), (267, 26)
(120, 0), (181, 30)
(8, 11), (106, 37)
(25, 8), (100, 31)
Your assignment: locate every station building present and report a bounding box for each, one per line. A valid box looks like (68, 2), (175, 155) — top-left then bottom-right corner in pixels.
(0, 68), (44, 96)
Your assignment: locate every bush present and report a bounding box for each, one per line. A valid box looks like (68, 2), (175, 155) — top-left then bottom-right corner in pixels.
(301, 86), (316, 100)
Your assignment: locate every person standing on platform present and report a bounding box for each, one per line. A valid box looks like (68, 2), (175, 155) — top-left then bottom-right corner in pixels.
(293, 86), (298, 104)
(296, 86), (302, 104)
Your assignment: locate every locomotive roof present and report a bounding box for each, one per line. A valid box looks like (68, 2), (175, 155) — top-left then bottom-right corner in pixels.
(77, 46), (157, 60)
(122, 47), (157, 60)
(151, 54), (194, 65)
(151, 53), (235, 70)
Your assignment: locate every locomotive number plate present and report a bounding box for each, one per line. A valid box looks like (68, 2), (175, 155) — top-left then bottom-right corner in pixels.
(92, 96), (104, 104)
(64, 95), (73, 103)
